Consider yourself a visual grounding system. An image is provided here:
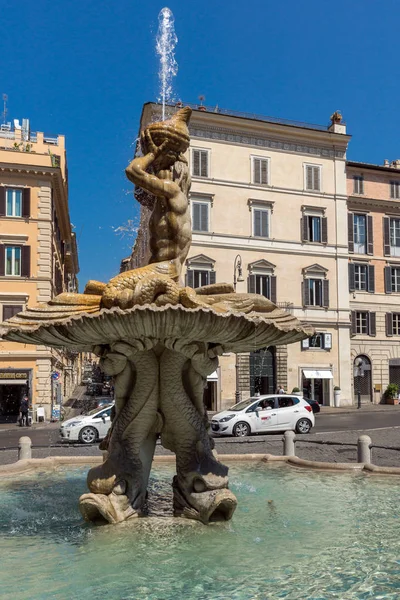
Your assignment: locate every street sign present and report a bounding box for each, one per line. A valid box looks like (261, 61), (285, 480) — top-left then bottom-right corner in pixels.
(51, 371), (60, 381)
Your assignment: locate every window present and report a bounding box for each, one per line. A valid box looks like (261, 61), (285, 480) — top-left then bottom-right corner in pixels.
(308, 278), (322, 306)
(354, 264), (367, 290)
(255, 274), (271, 298)
(278, 397), (299, 408)
(303, 277), (329, 308)
(192, 201), (209, 232)
(393, 314), (400, 335)
(301, 332), (332, 350)
(390, 181), (400, 199)
(252, 157), (269, 185)
(353, 214), (366, 253)
(302, 213), (327, 243)
(353, 176), (364, 195)
(351, 311), (376, 336)
(390, 218), (400, 255)
(248, 268), (277, 303)
(6, 189), (22, 217)
(193, 270), (210, 287)
(356, 311), (368, 334)
(2, 304), (23, 321)
(391, 267), (400, 292)
(5, 246), (21, 276)
(253, 208), (269, 237)
(192, 149), (209, 178)
(349, 263), (375, 293)
(305, 165), (321, 191)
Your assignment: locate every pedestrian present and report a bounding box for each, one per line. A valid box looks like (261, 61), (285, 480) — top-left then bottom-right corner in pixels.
(19, 395), (29, 427)
(277, 385), (285, 394)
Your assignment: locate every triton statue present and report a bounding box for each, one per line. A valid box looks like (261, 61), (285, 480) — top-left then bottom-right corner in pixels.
(0, 107), (313, 525)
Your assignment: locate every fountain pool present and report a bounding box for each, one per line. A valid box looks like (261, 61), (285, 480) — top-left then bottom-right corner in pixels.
(1, 462), (400, 600)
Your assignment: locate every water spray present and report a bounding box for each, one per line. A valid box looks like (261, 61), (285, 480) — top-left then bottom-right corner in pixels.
(156, 7), (178, 120)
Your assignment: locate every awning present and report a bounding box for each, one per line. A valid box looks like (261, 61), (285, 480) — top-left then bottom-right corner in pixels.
(0, 379), (28, 385)
(303, 369), (333, 380)
(207, 371), (218, 382)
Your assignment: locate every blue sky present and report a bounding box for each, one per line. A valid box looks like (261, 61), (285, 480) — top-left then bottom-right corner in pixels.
(2, 0), (400, 287)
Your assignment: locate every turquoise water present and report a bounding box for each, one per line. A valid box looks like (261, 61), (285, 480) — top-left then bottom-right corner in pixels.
(0, 463), (400, 600)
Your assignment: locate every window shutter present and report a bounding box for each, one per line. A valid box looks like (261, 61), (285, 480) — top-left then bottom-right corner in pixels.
(200, 151), (208, 177)
(254, 210), (261, 236)
(209, 270), (216, 285)
(186, 270), (194, 288)
(386, 313), (393, 337)
(383, 217), (391, 256)
(0, 245), (4, 276)
(367, 265), (375, 293)
(192, 150), (200, 176)
(359, 178), (364, 195)
(351, 311), (357, 335)
(391, 182), (395, 199)
(322, 279), (329, 308)
(22, 188), (31, 218)
(261, 159), (268, 184)
(0, 188), (5, 217)
(21, 246), (31, 278)
(301, 216), (309, 242)
(200, 203), (208, 232)
(348, 213), (354, 253)
(192, 203), (200, 230)
(248, 275), (256, 294)
(367, 215), (373, 255)
(253, 158), (261, 184)
(384, 266), (392, 294)
(261, 210), (269, 237)
(314, 167), (321, 191)
(303, 280), (310, 306)
(349, 263), (355, 292)
(321, 217), (328, 244)
(306, 166), (313, 190)
(369, 312), (376, 337)
(270, 275), (277, 304)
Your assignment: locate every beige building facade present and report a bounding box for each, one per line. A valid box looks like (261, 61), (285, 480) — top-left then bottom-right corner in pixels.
(0, 119), (79, 422)
(131, 103), (353, 410)
(347, 160), (400, 403)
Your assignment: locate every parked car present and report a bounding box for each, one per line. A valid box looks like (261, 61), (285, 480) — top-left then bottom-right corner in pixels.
(60, 404), (113, 444)
(306, 399), (321, 414)
(211, 394), (315, 437)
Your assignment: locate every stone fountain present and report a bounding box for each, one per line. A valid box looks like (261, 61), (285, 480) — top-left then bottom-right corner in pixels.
(0, 107), (312, 525)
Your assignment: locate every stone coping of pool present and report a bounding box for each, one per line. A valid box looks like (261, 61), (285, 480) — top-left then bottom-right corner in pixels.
(1, 454), (400, 477)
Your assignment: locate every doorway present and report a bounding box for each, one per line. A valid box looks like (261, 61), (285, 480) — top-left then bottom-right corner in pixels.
(302, 376), (331, 405)
(203, 380), (217, 411)
(353, 355), (372, 403)
(0, 384), (25, 423)
(249, 348), (276, 396)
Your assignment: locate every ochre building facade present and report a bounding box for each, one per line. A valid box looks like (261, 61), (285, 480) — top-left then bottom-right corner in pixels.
(0, 119), (79, 422)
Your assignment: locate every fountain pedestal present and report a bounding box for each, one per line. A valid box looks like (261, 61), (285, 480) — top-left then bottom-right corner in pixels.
(79, 338), (236, 524)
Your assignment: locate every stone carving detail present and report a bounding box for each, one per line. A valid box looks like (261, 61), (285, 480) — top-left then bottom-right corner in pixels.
(0, 107), (313, 525)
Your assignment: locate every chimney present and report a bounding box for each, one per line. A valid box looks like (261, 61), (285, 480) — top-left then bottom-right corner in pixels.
(384, 159), (390, 167)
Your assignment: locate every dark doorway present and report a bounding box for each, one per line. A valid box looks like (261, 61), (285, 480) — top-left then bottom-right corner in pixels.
(0, 385), (25, 423)
(353, 355), (372, 403)
(249, 348), (276, 396)
(203, 380), (217, 411)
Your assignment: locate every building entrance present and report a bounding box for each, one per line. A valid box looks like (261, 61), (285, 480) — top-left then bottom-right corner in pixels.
(302, 370), (333, 405)
(249, 348), (276, 396)
(0, 384), (25, 423)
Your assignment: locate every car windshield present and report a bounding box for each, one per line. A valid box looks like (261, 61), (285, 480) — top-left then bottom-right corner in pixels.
(228, 397), (258, 411)
(86, 405), (112, 416)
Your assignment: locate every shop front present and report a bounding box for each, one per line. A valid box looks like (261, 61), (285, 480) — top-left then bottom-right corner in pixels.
(0, 369), (32, 423)
(302, 369), (333, 406)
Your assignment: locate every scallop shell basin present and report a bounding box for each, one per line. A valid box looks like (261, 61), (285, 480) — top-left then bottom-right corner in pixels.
(147, 107), (191, 154)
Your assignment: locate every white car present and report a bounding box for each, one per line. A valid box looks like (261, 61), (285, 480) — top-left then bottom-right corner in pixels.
(60, 404), (113, 444)
(211, 395), (315, 437)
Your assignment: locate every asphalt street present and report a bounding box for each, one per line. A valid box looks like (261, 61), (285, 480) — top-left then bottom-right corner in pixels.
(1, 410), (400, 467)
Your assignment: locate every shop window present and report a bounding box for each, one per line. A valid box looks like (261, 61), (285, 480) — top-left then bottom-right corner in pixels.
(301, 332), (332, 350)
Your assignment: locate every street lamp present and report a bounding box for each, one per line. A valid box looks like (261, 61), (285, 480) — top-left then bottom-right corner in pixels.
(233, 255), (244, 402)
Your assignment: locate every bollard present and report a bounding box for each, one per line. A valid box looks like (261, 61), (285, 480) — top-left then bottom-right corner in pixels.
(18, 436), (32, 461)
(282, 430), (296, 456)
(357, 434), (372, 463)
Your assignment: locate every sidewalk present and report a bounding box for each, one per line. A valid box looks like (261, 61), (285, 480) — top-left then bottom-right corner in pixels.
(319, 403), (400, 415)
(0, 421), (60, 433)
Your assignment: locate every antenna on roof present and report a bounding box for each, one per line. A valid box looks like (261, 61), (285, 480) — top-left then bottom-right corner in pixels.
(2, 94), (8, 125)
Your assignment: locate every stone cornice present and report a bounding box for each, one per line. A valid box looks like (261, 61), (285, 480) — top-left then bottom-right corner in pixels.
(190, 125), (346, 160)
(348, 195), (400, 213)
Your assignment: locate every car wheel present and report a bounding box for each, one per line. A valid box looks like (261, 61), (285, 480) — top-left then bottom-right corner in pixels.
(295, 418), (312, 434)
(79, 426), (98, 444)
(233, 421), (251, 437)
